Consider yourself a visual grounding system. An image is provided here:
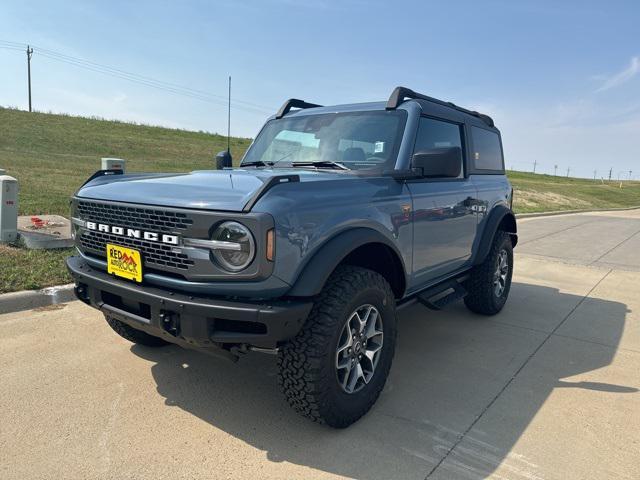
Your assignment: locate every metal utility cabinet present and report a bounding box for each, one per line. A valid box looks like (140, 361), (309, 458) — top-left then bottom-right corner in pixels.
(0, 174), (18, 243)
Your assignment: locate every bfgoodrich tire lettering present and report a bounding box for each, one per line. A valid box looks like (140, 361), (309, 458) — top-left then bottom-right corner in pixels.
(278, 265), (397, 428)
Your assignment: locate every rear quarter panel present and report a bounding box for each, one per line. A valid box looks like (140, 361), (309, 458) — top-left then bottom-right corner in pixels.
(469, 174), (513, 261)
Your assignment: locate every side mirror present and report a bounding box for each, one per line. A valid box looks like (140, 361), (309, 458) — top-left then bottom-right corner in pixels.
(411, 147), (462, 178)
(216, 150), (232, 170)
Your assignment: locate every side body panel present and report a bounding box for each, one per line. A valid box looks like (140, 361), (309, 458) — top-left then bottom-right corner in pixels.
(407, 179), (478, 288)
(469, 174), (513, 264)
(253, 176), (414, 291)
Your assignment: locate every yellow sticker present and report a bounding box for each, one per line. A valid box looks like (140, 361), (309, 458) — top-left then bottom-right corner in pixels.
(106, 243), (143, 283)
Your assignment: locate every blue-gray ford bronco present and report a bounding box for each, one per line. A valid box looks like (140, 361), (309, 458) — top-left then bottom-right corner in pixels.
(67, 87), (517, 428)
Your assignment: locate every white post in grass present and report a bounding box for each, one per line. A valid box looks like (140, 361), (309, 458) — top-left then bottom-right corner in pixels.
(101, 158), (126, 172)
(0, 172), (19, 243)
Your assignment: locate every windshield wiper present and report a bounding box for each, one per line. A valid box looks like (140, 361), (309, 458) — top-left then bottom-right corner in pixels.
(292, 161), (349, 170)
(241, 160), (274, 168)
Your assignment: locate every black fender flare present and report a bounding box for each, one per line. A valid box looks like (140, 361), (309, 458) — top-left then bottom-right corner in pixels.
(287, 227), (407, 298)
(473, 205), (518, 266)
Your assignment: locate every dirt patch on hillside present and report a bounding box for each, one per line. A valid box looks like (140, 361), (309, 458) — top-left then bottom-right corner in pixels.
(514, 189), (592, 209)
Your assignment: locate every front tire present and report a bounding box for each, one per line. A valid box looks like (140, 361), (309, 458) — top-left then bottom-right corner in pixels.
(278, 266), (397, 428)
(464, 230), (513, 315)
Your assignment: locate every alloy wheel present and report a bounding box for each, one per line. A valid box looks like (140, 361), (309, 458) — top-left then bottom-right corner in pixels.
(335, 304), (384, 394)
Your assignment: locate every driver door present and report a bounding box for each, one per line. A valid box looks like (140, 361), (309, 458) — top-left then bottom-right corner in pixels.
(408, 116), (478, 287)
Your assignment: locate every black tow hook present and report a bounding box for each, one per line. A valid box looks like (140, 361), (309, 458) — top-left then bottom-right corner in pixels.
(159, 310), (180, 337)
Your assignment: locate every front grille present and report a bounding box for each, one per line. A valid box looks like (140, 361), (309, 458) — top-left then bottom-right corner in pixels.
(80, 230), (195, 270)
(76, 200), (196, 272)
(77, 201), (193, 233)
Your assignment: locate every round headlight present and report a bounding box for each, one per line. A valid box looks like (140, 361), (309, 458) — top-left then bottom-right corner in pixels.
(211, 221), (255, 272)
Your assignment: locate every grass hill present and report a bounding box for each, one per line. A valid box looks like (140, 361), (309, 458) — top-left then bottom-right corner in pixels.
(509, 170), (640, 213)
(0, 107), (252, 216)
(0, 106), (638, 293)
(1, 106), (638, 216)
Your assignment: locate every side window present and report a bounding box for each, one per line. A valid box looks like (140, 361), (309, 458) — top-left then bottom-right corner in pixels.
(413, 117), (464, 177)
(471, 126), (504, 171)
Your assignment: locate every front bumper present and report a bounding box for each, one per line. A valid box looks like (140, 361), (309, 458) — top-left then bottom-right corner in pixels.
(66, 256), (313, 352)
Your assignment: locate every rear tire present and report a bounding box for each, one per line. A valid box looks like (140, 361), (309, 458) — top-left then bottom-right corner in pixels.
(104, 315), (170, 347)
(278, 266), (397, 428)
(464, 231), (513, 315)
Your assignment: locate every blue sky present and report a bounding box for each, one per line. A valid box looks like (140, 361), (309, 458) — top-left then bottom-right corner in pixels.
(1, 0), (638, 178)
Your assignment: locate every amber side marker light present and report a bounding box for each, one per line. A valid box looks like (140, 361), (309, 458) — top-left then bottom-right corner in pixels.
(266, 229), (275, 261)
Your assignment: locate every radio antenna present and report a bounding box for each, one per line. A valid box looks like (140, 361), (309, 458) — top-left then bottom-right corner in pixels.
(227, 75), (231, 153)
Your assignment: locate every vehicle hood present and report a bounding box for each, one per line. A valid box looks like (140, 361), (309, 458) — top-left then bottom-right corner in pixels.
(75, 168), (351, 212)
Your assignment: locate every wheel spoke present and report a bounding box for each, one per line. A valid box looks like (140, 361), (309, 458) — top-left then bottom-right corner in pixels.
(347, 362), (364, 392)
(336, 354), (351, 370)
(358, 306), (372, 333)
(364, 309), (379, 338)
(340, 360), (353, 389)
(349, 312), (361, 334)
(336, 332), (353, 355)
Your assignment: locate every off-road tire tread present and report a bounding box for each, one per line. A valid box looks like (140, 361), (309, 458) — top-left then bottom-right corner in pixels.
(464, 230), (512, 315)
(104, 315), (170, 347)
(278, 265), (396, 428)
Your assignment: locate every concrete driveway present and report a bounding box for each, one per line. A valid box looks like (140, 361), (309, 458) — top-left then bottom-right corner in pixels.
(1, 210), (639, 480)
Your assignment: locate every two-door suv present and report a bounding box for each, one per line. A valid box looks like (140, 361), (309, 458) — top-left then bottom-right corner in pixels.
(67, 87), (517, 428)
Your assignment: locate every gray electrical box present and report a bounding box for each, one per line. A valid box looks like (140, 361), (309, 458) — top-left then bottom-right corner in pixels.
(101, 157), (126, 171)
(0, 174), (19, 243)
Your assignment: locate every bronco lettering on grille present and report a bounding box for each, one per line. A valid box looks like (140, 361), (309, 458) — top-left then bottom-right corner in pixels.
(85, 222), (179, 245)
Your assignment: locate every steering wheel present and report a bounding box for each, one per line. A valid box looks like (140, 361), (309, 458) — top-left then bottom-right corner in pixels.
(365, 156), (386, 162)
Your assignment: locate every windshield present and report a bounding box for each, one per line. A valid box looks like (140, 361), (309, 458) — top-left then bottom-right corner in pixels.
(242, 110), (407, 171)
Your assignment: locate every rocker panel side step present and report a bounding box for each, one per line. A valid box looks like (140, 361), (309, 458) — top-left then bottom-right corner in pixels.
(416, 278), (468, 310)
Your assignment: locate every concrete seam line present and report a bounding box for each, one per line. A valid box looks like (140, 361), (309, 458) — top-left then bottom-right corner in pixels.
(516, 206), (640, 219)
(0, 283), (76, 315)
(517, 219), (597, 246)
(588, 227), (640, 266)
(551, 332), (640, 355)
(424, 268), (614, 479)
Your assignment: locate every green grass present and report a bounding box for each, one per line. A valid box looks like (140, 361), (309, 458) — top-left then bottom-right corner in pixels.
(508, 171), (640, 213)
(0, 107), (252, 216)
(1, 106), (639, 294)
(0, 107), (252, 294)
(0, 245), (74, 294)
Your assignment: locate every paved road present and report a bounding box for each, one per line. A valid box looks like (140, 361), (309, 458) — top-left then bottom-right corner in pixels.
(2, 210), (639, 480)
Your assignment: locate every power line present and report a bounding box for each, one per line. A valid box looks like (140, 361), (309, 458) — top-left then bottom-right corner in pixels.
(34, 44), (274, 111)
(0, 40), (275, 116)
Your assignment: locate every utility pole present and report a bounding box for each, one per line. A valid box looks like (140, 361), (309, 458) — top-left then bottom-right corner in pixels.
(554, 164), (558, 176)
(227, 75), (231, 153)
(26, 45), (33, 112)
(533, 160), (537, 174)
(566, 167), (570, 178)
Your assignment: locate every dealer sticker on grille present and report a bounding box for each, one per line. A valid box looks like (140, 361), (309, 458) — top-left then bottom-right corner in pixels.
(107, 243), (143, 283)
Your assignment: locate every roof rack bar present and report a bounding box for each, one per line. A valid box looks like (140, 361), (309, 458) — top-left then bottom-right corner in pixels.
(386, 86), (494, 127)
(275, 99), (323, 119)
